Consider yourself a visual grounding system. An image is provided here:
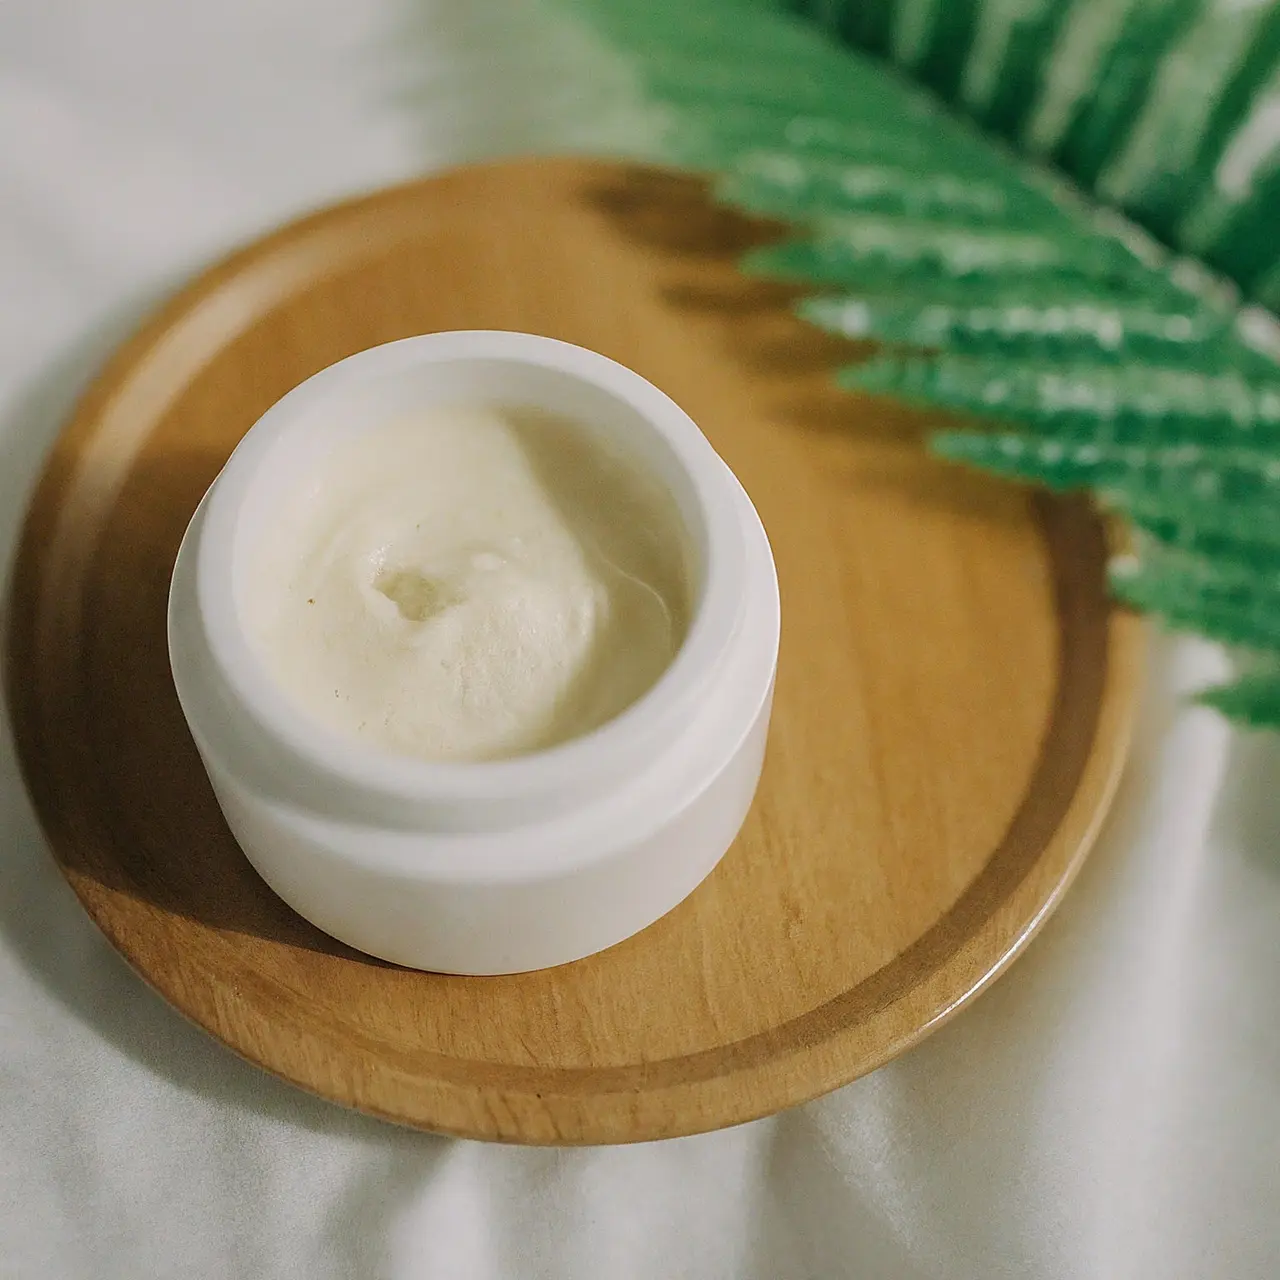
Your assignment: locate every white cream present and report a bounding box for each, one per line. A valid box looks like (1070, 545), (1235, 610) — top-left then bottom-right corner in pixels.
(240, 403), (689, 762)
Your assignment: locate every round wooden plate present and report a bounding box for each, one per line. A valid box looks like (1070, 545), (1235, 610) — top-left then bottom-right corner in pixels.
(8, 158), (1141, 1144)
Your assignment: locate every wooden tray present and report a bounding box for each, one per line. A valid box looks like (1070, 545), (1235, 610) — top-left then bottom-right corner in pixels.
(7, 159), (1141, 1144)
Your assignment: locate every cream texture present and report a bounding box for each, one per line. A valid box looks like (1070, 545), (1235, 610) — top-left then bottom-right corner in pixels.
(242, 404), (688, 761)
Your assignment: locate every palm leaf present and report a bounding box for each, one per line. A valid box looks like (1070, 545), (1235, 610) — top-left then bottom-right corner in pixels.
(556, 0), (1280, 726)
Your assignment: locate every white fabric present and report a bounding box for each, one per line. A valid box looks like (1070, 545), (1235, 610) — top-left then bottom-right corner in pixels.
(2, 3), (1279, 1276)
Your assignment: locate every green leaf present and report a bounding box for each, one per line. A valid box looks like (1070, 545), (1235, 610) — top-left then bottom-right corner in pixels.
(744, 215), (1146, 288)
(845, 354), (1280, 446)
(932, 431), (1280, 505)
(958, 0), (1078, 138)
(800, 287), (1235, 363)
(717, 151), (1047, 224)
(1197, 671), (1280, 729)
(1111, 489), (1280, 552)
(664, 104), (959, 169)
(557, 0), (1280, 732)
(1052, 0), (1201, 187)
(1110, 549), (1280, 652)
(1126, 509), (1280, 571)
(1095, 0), (1280, 241)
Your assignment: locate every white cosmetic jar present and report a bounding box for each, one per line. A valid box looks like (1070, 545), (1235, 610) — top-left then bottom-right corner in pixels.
(168, 331), (780, 974)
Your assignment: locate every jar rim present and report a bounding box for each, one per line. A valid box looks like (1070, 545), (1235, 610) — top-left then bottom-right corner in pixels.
(191, 330), (750, 813)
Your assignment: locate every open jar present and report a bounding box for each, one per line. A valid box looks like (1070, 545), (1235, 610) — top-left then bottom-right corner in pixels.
(168, 331), (780, 973)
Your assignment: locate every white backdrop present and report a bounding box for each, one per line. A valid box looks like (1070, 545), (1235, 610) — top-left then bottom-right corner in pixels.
(2, 3), (1279, 1276)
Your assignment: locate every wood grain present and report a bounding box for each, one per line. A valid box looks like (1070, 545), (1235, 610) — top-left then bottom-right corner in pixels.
(6, 158), (1142, 1143)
